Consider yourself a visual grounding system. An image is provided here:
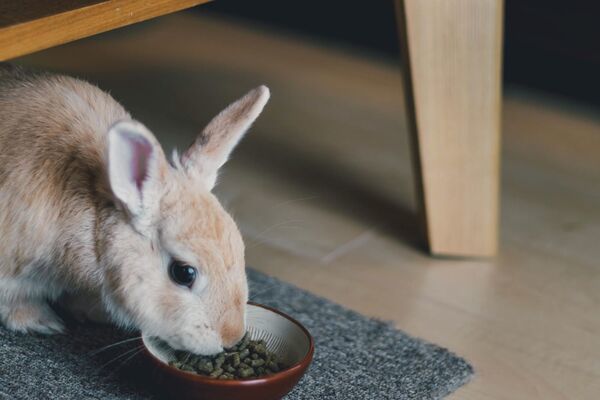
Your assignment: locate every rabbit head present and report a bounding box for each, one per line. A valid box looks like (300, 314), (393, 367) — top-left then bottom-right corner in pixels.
(100, 86), (269, 355)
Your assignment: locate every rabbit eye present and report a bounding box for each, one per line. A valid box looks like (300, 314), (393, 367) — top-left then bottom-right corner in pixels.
(169, 260), (197, 288)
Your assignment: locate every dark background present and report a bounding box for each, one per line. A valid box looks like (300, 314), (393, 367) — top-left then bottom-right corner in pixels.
(199, 0), (599, 107)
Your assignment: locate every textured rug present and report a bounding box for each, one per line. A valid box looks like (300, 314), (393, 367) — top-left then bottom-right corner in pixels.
(0, 269), (473, 399)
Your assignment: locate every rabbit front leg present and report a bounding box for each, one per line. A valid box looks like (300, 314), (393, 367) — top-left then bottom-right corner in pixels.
(0, 278), (65, 334)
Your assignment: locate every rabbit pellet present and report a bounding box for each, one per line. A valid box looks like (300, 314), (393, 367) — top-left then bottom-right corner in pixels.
(168, 334), (285, 380)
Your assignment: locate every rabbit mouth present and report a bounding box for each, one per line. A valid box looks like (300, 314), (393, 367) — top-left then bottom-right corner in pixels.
(149, 331), (223, 356)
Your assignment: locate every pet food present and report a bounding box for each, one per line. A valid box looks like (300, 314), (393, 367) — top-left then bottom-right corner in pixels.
(168, 334), (285, 380)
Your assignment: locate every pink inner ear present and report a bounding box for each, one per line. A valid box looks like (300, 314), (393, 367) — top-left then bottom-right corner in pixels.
(126, 133), (153, 190)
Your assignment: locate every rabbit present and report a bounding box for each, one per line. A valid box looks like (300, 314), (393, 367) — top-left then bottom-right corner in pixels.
(0, 64), (269, 355)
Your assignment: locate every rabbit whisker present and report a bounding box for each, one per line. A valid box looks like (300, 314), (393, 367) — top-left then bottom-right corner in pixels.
(105, 348), (146, 379)
(245, 220), (304, 250)
(96, 344), (145, 371)
(248, 283), (280, 301)
(88, 336), (143, 356)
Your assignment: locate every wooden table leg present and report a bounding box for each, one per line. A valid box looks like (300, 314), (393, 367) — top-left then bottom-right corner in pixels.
(395, 0), (504, 257)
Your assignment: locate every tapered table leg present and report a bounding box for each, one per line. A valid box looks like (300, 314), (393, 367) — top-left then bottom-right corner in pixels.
(396, 0), (504, 256)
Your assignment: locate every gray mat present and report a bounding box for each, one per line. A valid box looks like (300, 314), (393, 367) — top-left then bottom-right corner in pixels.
(0, 269), (473, 399)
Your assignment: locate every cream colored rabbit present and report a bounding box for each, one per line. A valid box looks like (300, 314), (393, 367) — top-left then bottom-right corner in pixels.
(0, 65), (269, 355)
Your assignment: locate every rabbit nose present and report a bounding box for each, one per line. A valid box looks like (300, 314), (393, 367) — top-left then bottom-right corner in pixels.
(219, 309), (245, 348)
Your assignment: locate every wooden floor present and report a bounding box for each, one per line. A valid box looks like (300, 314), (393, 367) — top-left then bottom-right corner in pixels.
(18, 13), (600, 399)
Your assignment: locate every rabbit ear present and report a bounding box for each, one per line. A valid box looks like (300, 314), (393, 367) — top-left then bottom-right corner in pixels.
(182, 85), (270, 189)
(107, 120), (167, 230)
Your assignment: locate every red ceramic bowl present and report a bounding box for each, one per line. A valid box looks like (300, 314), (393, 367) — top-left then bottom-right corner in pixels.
(141, 303), (314, 400)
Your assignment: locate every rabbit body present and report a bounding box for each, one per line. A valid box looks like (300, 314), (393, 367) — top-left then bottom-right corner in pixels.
(0, 66), (269, 355)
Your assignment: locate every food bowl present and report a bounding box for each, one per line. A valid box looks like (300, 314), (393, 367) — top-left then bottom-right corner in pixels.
(141, 303), (314, 400)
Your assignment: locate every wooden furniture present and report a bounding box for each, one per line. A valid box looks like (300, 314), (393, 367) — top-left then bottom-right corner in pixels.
(0, 0), (504, 257)
(396, 0), (504, 257)
(0, 0), (210, 61)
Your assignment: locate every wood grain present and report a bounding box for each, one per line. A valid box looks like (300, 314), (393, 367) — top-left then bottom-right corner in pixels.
(0, 0), (104, 28)
(396, 0), (504, 256)
(17, 14), (600, 399)
(0, 0), (210, 61)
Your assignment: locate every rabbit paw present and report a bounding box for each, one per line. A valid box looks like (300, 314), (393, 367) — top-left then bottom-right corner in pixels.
(0, 301), (65, 334)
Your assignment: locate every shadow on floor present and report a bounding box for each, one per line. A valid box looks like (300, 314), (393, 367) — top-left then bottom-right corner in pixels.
(236, 134), (425, 251)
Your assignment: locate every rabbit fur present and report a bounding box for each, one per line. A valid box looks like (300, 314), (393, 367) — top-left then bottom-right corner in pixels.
(0, 65), (269, 355)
